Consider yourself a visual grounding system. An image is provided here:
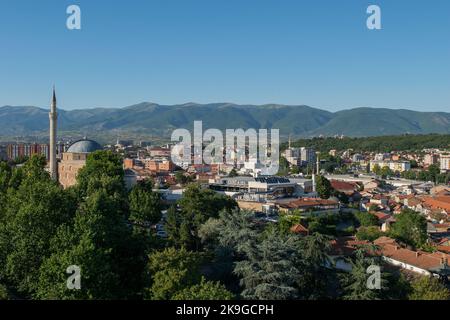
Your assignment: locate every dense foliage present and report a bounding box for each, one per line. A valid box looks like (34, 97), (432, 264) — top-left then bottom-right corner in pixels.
(0, 154), (448, 301)
(284, 134), (450, 153)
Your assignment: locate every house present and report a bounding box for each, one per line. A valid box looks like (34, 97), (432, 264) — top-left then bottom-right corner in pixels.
(374, 237), (450, 278)
(329, 237), (370, 271)
(330, 180), (361, 201)
(276, 198), (340, 215)
(290, 224), (309, 236)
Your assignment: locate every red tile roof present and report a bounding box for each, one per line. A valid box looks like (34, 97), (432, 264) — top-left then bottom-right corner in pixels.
(374, 237), (450, 271)
(330, 180), (358, 194)
(290, 224), (309, 235)
(279, 198), (340, 209)
(423, 196), (450, 212)
(330, 237), (369, 256)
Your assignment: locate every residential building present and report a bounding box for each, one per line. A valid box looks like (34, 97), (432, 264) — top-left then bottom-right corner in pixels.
(370, 160), (411, 173)
(0, 146), (6, 161)
(424, 154), (439, 167)
(300, 147), (316, 166)
(275, 197), (340, 214)
(440, 154), (450, 172)
(7, 143), (50, 161)
(374, 237), (450, 278)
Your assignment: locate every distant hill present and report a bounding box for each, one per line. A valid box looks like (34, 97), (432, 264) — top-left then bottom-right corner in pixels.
(1, 103), (449, 142)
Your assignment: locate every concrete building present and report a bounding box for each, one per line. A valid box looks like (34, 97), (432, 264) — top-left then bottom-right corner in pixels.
(209, 176), (313, 201)
(0, 145), (6, 161)
(440, 154), (450, 172)
(370, 160), (411, 173)
(6, 143), (50, 161)
(300, 147), (316, 166)
(424, 154), (439, 167)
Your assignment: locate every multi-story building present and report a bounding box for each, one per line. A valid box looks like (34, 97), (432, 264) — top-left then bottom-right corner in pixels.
(283, 147), (301, 167)
(370, 160), (411, 173)
(148, 147), (171, 157)
(424, 154), (439, 167)
(374, 153), (391, 161)
(440, 154), (450, 172)
(352, 154), (364, 162)
(0, 145), (7, 161)
(300, 147), (316, 166)
(6, 143), (50, 161)
(144, 159), (176, 173)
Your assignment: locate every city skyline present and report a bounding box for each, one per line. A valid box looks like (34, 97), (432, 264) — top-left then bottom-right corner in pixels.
(0, 0), (449, 112)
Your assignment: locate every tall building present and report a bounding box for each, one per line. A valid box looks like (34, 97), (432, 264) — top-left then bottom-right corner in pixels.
(441, 154), (450, 172)
(424, 154), (439, 167)
(49, 87), (58, 180)
(300, 147), (316, 166)
(0, 145), (6, 161)
(6, 143), (50, 161)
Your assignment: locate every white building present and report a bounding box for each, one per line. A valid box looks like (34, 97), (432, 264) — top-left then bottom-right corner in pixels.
(370, 160), (411, 173)
(440, 154), (450, 172)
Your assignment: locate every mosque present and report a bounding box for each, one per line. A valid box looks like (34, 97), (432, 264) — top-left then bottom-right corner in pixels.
(48, 88), (102, 188)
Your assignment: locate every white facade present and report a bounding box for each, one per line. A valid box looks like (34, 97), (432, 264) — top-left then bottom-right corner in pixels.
(440, 154), (450, 172)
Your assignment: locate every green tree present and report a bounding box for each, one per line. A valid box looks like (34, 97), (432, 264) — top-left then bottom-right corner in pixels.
(36, 185), (147, 299)
(175, 171), (193, 185)
(307, 213), (338, 236)
(0, 284), (9, 300)
(354, 211), (379, 227)
(428, 164), (440, 183)
(234, 229), (333, 300)
(380, 166), (393, 178)
(340, 248), (388, 300)
(165, 205), (182, 247)
(356, 226), (384, 241)
(172, 277), (234, 300)
(389, 209), (427, 248)
(35, 153), (147, 299)
(199, 210), (259, 289)
(175, 184), (237, 250)
(277, 156), (290, 176)
(0, 156), (76, 296)
(129, 179), (161, 225)
(409, 276), (449, 300)
(296, 232), (334, 299)
(0, 161), (11, 215)
(234, 229), (302, 300)
(147, 247), (202, 300)
(372, 164), (382, 176)
(316, 175), (333, 199)
(75, 150), (125, 198)
(278, 214), (303, 235)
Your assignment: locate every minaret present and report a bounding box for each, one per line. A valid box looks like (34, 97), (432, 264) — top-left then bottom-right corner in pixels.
(312, 151), (320, 194)
(49, 87), (58, 180)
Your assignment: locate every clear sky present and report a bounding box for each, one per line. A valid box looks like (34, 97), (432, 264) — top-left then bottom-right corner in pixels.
(0, 0), (449, 112)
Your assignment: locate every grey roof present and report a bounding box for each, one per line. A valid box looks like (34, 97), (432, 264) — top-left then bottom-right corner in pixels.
(66, 139), (102, 153)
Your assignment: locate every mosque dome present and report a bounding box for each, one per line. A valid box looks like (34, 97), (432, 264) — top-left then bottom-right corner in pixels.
(66, 139), (102, 153)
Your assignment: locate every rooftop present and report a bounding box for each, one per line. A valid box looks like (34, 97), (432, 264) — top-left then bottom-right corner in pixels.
(66, 139), (102, 154)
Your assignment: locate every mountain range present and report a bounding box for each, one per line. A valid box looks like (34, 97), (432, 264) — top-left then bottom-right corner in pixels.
(1, 103), (449, 142)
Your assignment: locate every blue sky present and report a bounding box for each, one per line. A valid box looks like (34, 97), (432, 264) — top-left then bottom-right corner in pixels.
(0, 0), (449, 112)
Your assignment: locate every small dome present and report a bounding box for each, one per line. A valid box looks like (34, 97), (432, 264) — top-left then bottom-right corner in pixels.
(67, 139), (102, 153)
